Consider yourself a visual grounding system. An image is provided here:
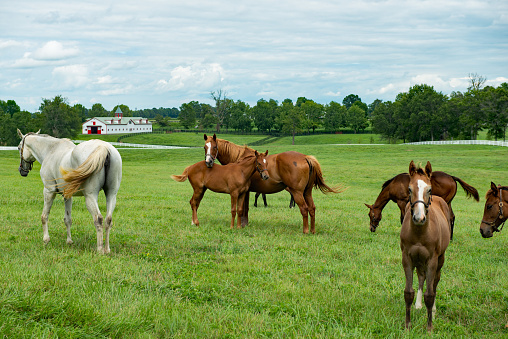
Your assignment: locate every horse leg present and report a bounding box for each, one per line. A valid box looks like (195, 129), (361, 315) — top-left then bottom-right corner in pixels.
(289, 190), (310, 233)
(190, 187), (206, 226)
(432, 254), (445, 314)
(103, 190), (118, 254)
(424, 257), (439, 332)
(449, 204), (455, 241)
(397, 200), (406, 224)
(41, 188), (56, 244)
(237, 192), (248, 228)
(230, 192), (239, 229)
(254, 192), (260, 207)
(262, 193), (267, 207)
(402, 253), (414, 329)
(304, 190), (316, 234)
(84, 193), (104, 254)
(241, 191), (250, 227)
(415, 267), (425, 309)
(64, 198), (73, 245)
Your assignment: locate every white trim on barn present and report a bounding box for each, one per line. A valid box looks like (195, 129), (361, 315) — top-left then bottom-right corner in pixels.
(82, 107), (152, 135)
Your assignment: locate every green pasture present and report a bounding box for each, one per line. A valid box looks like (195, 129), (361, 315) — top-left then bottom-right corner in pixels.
(0, 139), (507, 338)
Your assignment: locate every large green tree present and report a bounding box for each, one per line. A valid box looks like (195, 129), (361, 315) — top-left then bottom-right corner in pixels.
(278, 99), (304, 144)
(323, 101), (346, 132)
(179, 101), (198, 129)
(346, 105), (369, 133)
(39, 95), (81, 138)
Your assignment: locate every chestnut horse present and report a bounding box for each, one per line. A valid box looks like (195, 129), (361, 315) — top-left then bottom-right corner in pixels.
(480, 182), (508, 238)
(480, 182), (508, 328)
(203, 134), (341, 233)
(400, 161), (451, 332)
(172, 150), (269, 228)
(365, 171), (478, 239)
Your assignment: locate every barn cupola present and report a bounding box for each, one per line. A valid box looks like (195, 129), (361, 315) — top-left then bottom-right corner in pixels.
(114, 107), (123, 118)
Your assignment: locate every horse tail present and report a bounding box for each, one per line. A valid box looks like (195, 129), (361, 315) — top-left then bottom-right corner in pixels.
(305, 155), (346, 194)
(60, 145), (110, 199)
(171, 166), (190, 182)
(451, 175), (480, 201)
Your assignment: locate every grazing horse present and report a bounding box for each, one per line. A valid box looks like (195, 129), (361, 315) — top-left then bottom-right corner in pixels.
(204, 134), (341, 233)
(172, 150), (269, 228)
(400, 161), (451, 332)
(365, 171), (478, 239)
(479, 182), (508, 328)
(17, 129), (122, 254)
(480, 182), (508, 238)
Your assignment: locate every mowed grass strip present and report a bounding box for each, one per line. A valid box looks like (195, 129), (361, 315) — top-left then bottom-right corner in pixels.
(0, 140), (507, 338)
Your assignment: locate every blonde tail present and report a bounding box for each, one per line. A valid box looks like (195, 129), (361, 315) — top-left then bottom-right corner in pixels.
(171, 167), (190, 182)
(59, 145), (110, 199)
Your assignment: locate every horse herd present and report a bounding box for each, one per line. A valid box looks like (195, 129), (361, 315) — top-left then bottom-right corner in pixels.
(16, 130), (506, 332)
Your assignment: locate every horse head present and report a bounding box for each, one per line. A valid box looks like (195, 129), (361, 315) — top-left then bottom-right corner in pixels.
(254, 150), (269, 180)
(17, 129), (39, 177)
(408, 160), (432, 225)
(365, 203), (382, 232)
(204, 133), (218, 168)
(480, 182), (507, 238)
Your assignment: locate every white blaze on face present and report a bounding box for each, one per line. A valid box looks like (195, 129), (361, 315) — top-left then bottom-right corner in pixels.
(413, 179), (428, 222)
(263, 159), (266, 164)
(205, 142), (212, 163)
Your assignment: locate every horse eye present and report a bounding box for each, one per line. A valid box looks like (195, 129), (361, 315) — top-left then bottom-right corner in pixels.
(487, 204), (493, 210)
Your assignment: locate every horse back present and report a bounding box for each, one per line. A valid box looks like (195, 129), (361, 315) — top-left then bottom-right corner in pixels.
(430, 171), (457, 203)
(268, 151), (309, 185)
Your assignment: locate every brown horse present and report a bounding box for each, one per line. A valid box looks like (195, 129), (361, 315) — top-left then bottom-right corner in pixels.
(365, 171), (478, 239)
(480, 182), (508, 328)
(172, 150), (269, 228)
(254, 192), (295, 208)
(400, 161), (451, 332)
(204, 134), (341, 233)
(480, 182), (508, 238)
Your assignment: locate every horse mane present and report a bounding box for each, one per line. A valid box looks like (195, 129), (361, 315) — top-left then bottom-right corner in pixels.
(216, 138), (254, 163)
(382, 173), (408, 190)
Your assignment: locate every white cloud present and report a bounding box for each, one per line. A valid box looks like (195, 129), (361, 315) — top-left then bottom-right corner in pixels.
(325, 91), (341, 97)
(157, 63), (225, 92)
(33, 41), (79, 60)
(52, 64), (89, 88)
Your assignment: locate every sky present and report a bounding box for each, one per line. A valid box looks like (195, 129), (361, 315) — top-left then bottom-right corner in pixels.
(1, 0), (507, 113)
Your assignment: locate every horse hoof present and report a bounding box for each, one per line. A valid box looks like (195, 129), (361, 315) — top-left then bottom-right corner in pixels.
(66, 239), (74, 245)
(43, 236), (50, 244)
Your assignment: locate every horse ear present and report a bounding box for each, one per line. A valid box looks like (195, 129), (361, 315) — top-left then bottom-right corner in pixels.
(409, 160), (416, 175)
(264, 150), (268, 156)
(425, 161), (432, 177)
(213, 134), (217, 141)
(365, 203), (372, 209)
(491, 182), (499, 196)
(17, 128), (24, 139)
(204, 134), (208, 141)
(254, 150), (259, 157)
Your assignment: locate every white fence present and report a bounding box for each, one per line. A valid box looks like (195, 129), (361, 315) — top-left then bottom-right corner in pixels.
(403, 140), (508, 147)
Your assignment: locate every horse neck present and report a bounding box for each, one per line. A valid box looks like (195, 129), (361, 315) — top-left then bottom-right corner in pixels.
(25, 135), (69, 164)
(373, 186), (391, 210)
(237, 155), (258, 178)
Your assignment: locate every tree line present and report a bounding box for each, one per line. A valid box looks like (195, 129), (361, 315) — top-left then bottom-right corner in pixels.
(371, 76), (508, 142)
(1, 74), (507, 145)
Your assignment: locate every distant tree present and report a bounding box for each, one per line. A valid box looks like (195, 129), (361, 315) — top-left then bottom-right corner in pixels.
(279, 99), (304, 144)
(73, 103), (88, 122)
(39, 95), (81, 138)
(468, 72), (487, 91)
(368, 99), (383, 118)
(201, 113), (216, 129)
(0, 99), (20, 117)
(111, 104), (132, 117)
(211, 89), (232, 132)
(229, 100), (252, 132)
(90, 103), (108, 117)
(0, 108), (16, 145)
(371, 101), (398, 143)
(346, 105), (369, 133)
(179, 102), (197, 129)
(323, 101), (347, 132)
(342, 94), (362, 109)
(252, 99), (277, 133)
(301, 100), (324, 133)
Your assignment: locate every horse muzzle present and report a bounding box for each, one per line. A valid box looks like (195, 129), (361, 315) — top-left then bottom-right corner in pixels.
(18, 166), (29, 177)
(479, 226), (493, 238)
(369, 224), (377, 232)
(261, 173), (269, 181)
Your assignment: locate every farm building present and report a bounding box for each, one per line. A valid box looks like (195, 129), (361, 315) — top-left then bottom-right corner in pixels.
(82, 107), (152, 135)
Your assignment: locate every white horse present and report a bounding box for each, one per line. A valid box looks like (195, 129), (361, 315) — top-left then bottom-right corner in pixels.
(17, 129), (122, 254)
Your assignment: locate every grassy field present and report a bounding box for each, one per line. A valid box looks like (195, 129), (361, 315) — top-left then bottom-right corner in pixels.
(0, 135), (507, 338)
